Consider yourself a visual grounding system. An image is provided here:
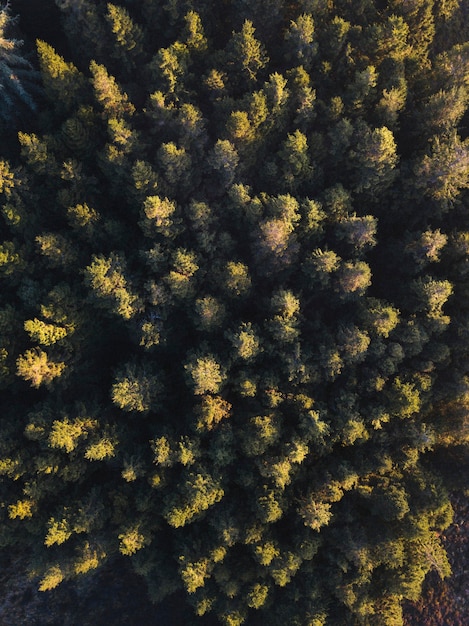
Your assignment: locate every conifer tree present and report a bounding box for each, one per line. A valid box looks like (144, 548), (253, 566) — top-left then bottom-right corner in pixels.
(0, 2), (467, 625)
(0, 2), (38, 126)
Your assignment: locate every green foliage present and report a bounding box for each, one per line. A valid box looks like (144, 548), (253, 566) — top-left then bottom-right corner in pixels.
(164, 470), (224, 528)
(351, 124), (399, 194)
(16, 348), (65, 388)
(111, 363), (160, 413)
(185, 354), (225, 395)
(8, 498), (34, 519)
(36, 40), (86, 112)
(38, 565), (64, 591)
(227, 20), (268, 85)
(415, 132), (469, 209)
(106, 3), (144, 62)
(153, 41), (189, 93)
(0, 4), (38, 126)
(49, 416), (96, 453)
(24, 318), (68, 346)
(183, 10), (207, 53)
(118, 525), (149, 555)
(140, 195), (178, 239)
(284, 13), (317, 66)
(84, 435), (117, 461)
(0, 2), (467, 624)
(84, 253), (141, 319)
(90, 60), (135, 117)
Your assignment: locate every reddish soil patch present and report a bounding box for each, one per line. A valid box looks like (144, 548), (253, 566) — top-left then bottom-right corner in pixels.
(403, 492), (469, 626)
(1, 493), (467, 625)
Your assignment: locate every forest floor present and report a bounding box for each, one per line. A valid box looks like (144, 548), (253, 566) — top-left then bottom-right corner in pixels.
(403, 491), (469, 626)
(0, 493), (467, 625)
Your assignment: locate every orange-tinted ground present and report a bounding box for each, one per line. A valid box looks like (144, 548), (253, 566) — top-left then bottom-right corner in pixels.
(403, 492), (469, 626)
(1, 493), (467, 625)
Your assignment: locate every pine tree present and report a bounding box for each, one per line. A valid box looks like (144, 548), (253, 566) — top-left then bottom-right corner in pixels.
(36, 40), (87, 113)
(0, 3), (38, 126)
(0, 3), (467, 625)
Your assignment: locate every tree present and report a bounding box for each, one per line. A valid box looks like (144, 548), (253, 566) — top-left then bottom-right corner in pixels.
(185, 353), (225, 395)
(350, 123), (399, 195)
(157, 142), (192, 195)
(336, 260), (372, 299)
(336, 214), (377, 253)
(152, 41), (189, 94)
(284, 13), (317, 67)
(111, 363), (160, 413)
(24, 318), (69, 345)
(208, 140), (239, 190)
(410, 276), (453, 316)
(89, 60), (135, 118)
(16, 347), (65, 388)
(84, 253), (141, 319)
(163, 469), (224, 528)
(227, 20), (268, 88)
(0, 3), (38, 127)
(0, 2), (467, 624)
(414, 132), (469, 211)
(105, 3), (144, 71)
(183, 10), (208, 53)
(278, 129), (314, 192)
(139, 195), (179, 239)
(419, 87), (468, 134)
(55, 0), (109, 62)
(36, 40), (86, 113)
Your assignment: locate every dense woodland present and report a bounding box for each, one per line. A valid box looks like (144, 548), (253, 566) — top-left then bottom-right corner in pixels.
(0, 0), (468, 624)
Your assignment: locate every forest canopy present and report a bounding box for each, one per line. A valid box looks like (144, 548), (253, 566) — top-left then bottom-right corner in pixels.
(0, 0), (468, 624)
